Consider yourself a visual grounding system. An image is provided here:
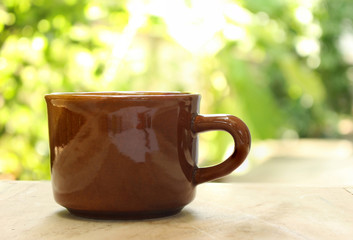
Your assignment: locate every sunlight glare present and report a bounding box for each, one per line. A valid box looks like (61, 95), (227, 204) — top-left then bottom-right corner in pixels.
(295, 6), (313, 24)
(85, 5), (106, 20)
(75, 51), (94, 68)
(295, 37), (320, 57)
(223, 24), (246, 41)
(223, 3), (252, 25)
(31, 37), (46, 51)
(211, 71), (228, 91)
(0, 57), (8, 70)
(153, 0), (226, 54)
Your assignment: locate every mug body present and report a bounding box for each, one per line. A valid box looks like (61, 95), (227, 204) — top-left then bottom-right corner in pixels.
(45, 92), (200, 219)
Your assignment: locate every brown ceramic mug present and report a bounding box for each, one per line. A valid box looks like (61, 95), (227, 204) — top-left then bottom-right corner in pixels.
(45, 92), (251, 219)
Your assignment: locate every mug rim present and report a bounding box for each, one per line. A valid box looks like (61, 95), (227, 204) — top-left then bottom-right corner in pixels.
(45, 91), (200, 99)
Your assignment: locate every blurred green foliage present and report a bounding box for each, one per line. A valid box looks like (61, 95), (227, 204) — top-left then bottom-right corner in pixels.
(0, 0), (352, 179)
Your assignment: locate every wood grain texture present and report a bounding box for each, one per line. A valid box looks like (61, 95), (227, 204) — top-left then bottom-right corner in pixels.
(1, 181), (353, 240)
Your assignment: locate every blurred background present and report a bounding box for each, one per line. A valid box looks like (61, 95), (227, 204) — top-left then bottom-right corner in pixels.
(1, 0), (353, 182)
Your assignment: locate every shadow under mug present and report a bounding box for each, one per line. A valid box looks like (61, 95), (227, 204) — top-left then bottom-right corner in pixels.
(45, 92), (251, 219)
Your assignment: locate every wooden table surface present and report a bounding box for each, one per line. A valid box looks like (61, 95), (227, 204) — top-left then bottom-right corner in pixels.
(1, 181), (353, 240)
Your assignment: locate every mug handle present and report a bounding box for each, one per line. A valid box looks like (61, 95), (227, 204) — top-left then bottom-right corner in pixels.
(192, 114), (251, 185)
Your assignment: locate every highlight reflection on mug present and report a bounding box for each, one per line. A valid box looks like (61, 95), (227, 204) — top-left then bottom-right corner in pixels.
(108, 107), (159, 163)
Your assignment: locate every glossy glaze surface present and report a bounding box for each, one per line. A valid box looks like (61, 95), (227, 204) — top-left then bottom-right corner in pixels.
(45, 92), (250, 219)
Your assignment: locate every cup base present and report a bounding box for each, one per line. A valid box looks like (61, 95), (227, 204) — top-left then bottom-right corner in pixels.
(67, 207), (183, 220)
